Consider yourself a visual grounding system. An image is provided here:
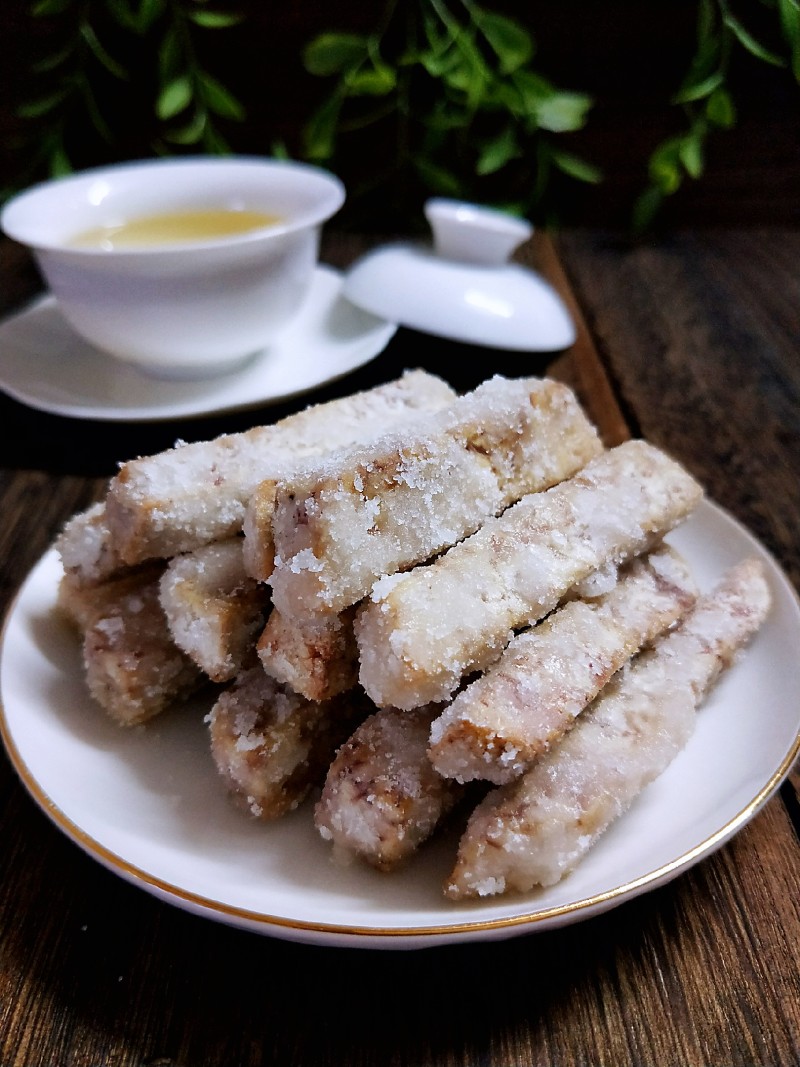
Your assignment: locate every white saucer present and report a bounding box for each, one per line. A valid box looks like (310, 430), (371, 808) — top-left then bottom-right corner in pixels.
(0, 266), (397, 422)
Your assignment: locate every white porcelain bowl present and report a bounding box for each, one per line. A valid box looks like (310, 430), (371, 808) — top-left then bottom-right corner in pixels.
(1, 156), (345, 378)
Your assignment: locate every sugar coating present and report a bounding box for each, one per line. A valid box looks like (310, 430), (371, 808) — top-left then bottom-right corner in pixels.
(429, 544), (698, 784)
(314, 704), (465, 871)
(158, 538), (270, 683)
(356, 440), (704, 710)
(268, 375), (603, 620)
(257, 604), (359, 702)
(56, 501), (129, 587)
(105, 369), (457, 565)
(207, 667), (369, 820)
(58, 566), (204, 726)
(445, 557), (772, 898)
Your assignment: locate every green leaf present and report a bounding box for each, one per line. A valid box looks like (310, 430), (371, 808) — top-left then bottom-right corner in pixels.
(697, 0), (717, 40)
(511, 68), (555, 116)
(137, 0), (166, 30)
(475, 126), (520, 175)
(681, 35), (723, 90)
(30, 0), (72, 16)
(419, 44), (461, 77)
(201, 125), (232, 154)
(648, 138), (683, 194)
(303, 94), (342, 159)
(632, 185), (665, 233)
(678, 131), (705, 178)
(163, 111), (207, 144)
(422, 9), (454, 56)
(80, 23), (128, 79)
(428, 0), (464, 41)
(444, 31), (491, 109)
(158, 28), (181, 81)
(706, 86), (736, 127)
(271, 140), (291, 160)
(31, 42), (74, 74)
(473, 10), (533, 74)
(413, 156), (465, 196)
(778, 0), (800, 78)
(421, 99), (467, 131)
(16, 89), (69, 118)
(156, 75), (193, 119)
(549, 147), (603, 183)
(303, 32), (369, 76)
(188, 10), (242, 28)
(778, 0), (800, 41)
(48, 144), (73, 177)
(672, 69), (724, 103)
(427, 2), (489, 108)
(535, 91), (592, 132)
(344, 63), (396, 96)
(198, 71), (245, 120)
(106, 0), (164, 32)
(723, 12), (786, 65)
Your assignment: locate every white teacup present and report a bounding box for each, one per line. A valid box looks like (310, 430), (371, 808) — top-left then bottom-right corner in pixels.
(1, 156), (345, 378)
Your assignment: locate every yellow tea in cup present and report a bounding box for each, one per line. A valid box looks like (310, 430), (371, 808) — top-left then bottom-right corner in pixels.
(67, 209), (282, 250)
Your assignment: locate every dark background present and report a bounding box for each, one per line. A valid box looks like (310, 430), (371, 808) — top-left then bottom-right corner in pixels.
(1, 0), (799, 229)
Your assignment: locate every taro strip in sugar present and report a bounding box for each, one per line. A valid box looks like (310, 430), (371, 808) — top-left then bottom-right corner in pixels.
(445, 558), (771, 899)
(315, 704), (467, 871)
(104, 369), (457, 565)
(429, 544), (697, 785)
(58, 565), (204, 726)
(356, 440), (704, 710)
(256, 605), (359, 703)
(158, 539), (270, 683)
(207, 668), (371, 820)
(268, 374), (603, 621)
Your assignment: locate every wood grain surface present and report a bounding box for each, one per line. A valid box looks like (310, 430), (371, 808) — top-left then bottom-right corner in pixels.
(0, 228), (798, 1067)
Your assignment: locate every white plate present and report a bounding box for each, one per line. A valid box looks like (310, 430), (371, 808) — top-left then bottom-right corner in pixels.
(0, 266), (396, 422)
(1, 499), (799, 950)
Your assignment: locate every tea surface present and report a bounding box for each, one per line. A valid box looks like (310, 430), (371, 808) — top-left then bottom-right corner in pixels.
(67, 209), (282, 249)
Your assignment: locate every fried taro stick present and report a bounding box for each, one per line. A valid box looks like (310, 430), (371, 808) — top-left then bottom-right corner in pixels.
(315, 704), (467, 871)
(268, 374), (603, 620)
(429, 545), (697, 785)
(445, 558), (771, 899)
(356, 440), (704, 710)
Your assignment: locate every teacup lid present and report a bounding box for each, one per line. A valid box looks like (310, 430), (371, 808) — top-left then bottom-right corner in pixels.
(342, 198), (576, 351)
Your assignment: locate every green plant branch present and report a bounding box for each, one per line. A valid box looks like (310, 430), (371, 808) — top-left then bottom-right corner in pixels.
(633, 0), (799, 230)
(7, 0), (244, 198)
(300, 0), (599, 227)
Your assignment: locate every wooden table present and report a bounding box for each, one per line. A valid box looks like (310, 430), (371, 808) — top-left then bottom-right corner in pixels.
(1, 227), (798, 1066)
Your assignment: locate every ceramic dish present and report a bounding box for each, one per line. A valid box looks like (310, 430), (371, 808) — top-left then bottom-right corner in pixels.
(1, 500), (799, 950)
(1, 156), (346, 375)
(0, 266), (396, 421)
(343, 199), (576, 351)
